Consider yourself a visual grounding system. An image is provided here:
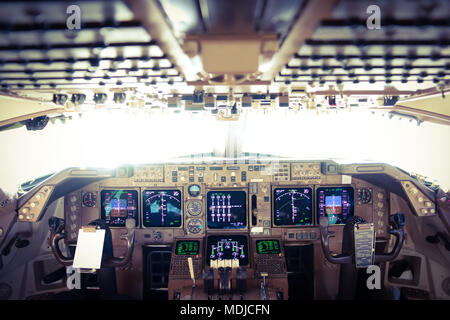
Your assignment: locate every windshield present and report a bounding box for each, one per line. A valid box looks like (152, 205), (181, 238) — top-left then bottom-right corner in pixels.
(1, 107), (449, 195)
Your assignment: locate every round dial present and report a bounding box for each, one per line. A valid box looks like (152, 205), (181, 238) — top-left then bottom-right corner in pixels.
(188, 184), (201, 197)
(187, 219), (203, 234)
(82, 192), (97, 207)
(187, 200), (202, 216)
(358, 188), (372, 204)
(153, 231), (163, 241)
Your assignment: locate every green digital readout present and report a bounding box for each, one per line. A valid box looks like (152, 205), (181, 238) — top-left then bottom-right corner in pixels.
(176, 240), (200, 255)
(256, 240), (281, 254)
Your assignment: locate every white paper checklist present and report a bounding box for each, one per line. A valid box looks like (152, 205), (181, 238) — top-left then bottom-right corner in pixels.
(73, 228), (105, 270)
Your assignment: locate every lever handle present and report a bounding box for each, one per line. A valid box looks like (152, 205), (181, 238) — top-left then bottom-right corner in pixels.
(375, 213), (406, 263)
(50, 218), (136, 268)
(319, 214), (406, 265)
(318, 217), (352, 264)
(188, 257), (195, 286)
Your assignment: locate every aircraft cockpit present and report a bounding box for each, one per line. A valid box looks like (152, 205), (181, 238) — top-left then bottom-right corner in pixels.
(0, 0), (449, 304)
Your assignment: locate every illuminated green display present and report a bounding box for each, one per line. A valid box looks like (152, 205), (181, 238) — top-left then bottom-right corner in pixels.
(176, 240), (200, 255)
(256, 240), (281, 254)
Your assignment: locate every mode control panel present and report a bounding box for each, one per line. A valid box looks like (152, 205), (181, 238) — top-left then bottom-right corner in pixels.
(134, 166), (165, 182)
(129, 161), (325, 186)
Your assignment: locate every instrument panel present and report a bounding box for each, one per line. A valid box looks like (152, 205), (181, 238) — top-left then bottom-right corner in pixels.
(58, 160), (398, 300)
(256, 239), (281, 255)
(65, 161), (389, 245)
(95, 185), (359, 230)
(317, 186), (355, 225)
(206, 234), (249, 266)
(142, 189), (182, 228)
(100, 189), (138, 227)
(273, 187), (312, 226)
(206, 190), (247, 229)
(175, 240), (200, 255)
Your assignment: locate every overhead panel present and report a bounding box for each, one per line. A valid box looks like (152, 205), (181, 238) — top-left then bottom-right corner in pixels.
(0, 0), (184, 90)
(276, 0), (450, 86)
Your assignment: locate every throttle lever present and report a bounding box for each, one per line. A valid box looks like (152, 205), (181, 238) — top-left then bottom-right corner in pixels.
(260, 272), (268, 300)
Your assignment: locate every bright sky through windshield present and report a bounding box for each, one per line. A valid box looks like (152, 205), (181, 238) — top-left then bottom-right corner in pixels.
(0, 108), (449, 195)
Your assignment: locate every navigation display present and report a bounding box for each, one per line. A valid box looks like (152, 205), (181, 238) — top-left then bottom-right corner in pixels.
(175, 240), (200, 255)
(206, 235), (248, 266)
(207, 191), (246, 229)
(142, 189), (182, 227)
(256, 240), (281, 255)
(101, 190), (138, 227)
(273, 188), (313, 226)
(317, 187), (354, 225)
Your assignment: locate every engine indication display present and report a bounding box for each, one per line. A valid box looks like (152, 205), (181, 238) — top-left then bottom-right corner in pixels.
(206, 235), (248, 266)
(175, 240), (200, 255)
(317, 186), (354, 225)
(207, 191), (246, 229)
(256, 240), (281, 255)
(273, 188), (312, 226)
(143, 189), (182, 227)
(101, 190), (138, 227)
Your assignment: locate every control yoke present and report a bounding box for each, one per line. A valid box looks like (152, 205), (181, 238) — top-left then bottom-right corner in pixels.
(49, 217), (136, 268)
(318, 213), (406, 265)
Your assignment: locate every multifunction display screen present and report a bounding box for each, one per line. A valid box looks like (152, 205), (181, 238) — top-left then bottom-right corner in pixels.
(100, 190), (138, 227)
(256, 240), (281, 255)
(175, 240), (200, 255)
(317, 187), (354, 225)
(206, 191), (246, 229)
(273, 188), (313, 226)
(142, 189), (182, 227)
(206, 235), (248, 266)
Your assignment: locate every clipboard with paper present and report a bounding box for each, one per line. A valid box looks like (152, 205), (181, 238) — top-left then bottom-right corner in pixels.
(72, 226), (106, 270)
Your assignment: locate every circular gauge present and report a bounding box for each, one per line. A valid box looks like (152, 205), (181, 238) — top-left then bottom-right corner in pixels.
(187, 200), (202, 216)
(82, 192), (97, 207)
(187, 219), (203, 234)
(358, 188), (372, 204)
(188, 184), (201, 197)
(153, 231), (163, 241)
